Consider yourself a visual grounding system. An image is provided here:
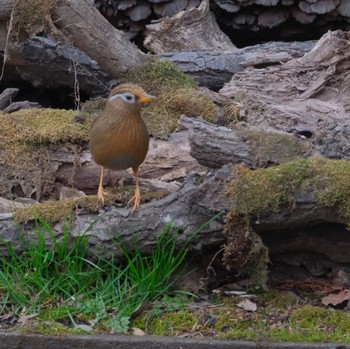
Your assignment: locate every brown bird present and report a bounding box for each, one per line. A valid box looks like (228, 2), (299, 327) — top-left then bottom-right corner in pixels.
(89, 83), (156, 212)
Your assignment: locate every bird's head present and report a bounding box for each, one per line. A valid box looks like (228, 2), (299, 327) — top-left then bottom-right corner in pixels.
(107, 84), (156, 110)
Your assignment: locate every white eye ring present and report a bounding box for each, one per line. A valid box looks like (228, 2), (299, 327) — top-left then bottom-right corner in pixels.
(109, 93), (136, 103)
(122, 93), (136, 103)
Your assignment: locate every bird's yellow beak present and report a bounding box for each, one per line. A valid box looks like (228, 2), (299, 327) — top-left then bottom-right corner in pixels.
(138, 93), (156, 103)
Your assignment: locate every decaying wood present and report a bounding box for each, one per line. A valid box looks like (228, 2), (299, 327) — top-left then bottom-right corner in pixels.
(144, 0), (236, 53)
(0, 130), (205, 202)
(16, 36), (114, 96)
(0, 0), (149, 83)
(3, 100), (40, 112)
(1, 36), (114, 96)
(0, 87), (17, 110)
(0, 164), (231, 259)
(219, 30), (350, 157)
(0, 88), (40, 112)
(52, 0), (149, 77)
(2, 158), (350, 290)
(160, 40), (316, 89)
(94, 0), (350, 44)
(179, 116), (254, 169)
(1, 22), (350, 291)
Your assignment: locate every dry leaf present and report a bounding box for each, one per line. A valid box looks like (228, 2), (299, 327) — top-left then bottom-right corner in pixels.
(17, 314), (38, 325)
(236, 299), (257, 312)
(132, 327), (147, 336)
(322, 289), (350, 306)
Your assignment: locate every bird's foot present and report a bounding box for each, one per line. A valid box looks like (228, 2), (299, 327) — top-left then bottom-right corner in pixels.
(98, 188), (108, 204)
(128, 191), (141, 213)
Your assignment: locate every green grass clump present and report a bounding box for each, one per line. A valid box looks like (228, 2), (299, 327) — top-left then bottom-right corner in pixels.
(0, 214), (218, 333)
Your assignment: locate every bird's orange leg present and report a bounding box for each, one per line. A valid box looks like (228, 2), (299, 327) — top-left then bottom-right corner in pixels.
(128, 167), (141, 213)
(97, 167), (108, 203)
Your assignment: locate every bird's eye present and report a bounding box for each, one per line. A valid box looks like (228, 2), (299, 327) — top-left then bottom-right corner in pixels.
(123, 93), (135, 103)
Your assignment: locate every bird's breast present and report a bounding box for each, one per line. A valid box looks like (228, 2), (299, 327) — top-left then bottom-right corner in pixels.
(90, 115), (149, 171)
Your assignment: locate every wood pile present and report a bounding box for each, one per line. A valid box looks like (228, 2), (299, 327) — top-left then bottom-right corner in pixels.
(94, 0), (350, 47)
(0, 88), (40, 113)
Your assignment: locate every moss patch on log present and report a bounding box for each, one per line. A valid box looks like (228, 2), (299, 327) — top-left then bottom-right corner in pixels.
(14, 189), (131, 224)
(126, 58), (196, 93)
(13, 0), (59, 38)
(240, 129), (308, 166)
(7, 108), (89, 144)
(0, 108), (89, 201)
(223, 157), (350, 287)
(126, 59), (219, 138)
(226, 157), (350, 223)
(223, 219), (269, 288)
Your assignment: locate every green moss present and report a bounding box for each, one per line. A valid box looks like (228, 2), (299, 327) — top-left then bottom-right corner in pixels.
(16, 320), (89, 336)
(268, 306), (350, 342)
(215, 302), (350, 342)
(227, 157), (350, 225)
(130, 291), (350, 343)
(143, 87), (218, 138)
(126, 59), (217, 138)
(139, 310), (197, 336)
(241, 129), (308, 166)
(8, 108), (89, 144)
(222, 220), (269, 287)
(291, 305), (350, 331)
(259, 289), (300, 307)
(13, 0), (59, 37)
(224, 158), (350, 283)
(0, 108), (89, 201)
(14, 190), (130, 223)
(126, 58), (197, 95)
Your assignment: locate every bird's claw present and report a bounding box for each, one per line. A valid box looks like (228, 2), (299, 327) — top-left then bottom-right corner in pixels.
(98, 188), (108, 204)
(128, 191), (141, 213)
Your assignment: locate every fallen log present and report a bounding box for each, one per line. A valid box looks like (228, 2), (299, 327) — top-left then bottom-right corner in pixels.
(54, 131), (206, 195)
(179, 116), (310, 169)
(160, 40), (316, 89)
(219, 30), (350, 158)
(0, 164), (231, 259)
(143, 0), (235, 53)
(0, 0), (149, 87)
(4, 36), (115, 97)
(0, 88), (18, 110)
(0, 88), (41, 112)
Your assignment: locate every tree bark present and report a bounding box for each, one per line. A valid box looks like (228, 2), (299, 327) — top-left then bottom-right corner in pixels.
(219, 30), (350, 159)
(0, 0), (149, 80)
(0, 0), (13, 20)
(144, 0), (236, 53)
(160, 40), (316, 89)
(0, 164), (230, 259)
(52, 0), (148, 77)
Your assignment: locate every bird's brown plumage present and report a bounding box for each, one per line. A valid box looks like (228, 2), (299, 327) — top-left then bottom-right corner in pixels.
(89, 83), (155, 212)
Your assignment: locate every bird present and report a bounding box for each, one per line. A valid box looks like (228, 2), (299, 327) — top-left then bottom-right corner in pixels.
(89, 83), (156, 212)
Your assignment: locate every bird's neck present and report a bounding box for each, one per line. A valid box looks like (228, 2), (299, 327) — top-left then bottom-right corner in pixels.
(100, 103), (142, 129)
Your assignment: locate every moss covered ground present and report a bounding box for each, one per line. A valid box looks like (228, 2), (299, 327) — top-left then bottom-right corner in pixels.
(130, 290), (350, 343)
